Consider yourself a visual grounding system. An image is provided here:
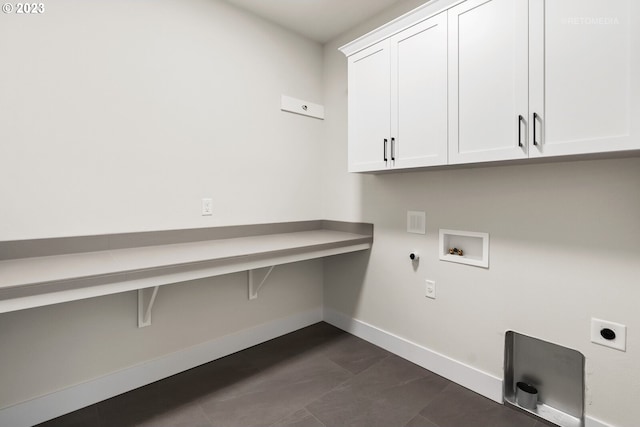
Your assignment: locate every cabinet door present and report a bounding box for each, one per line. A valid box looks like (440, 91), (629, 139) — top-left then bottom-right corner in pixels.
(390, 12), (448, 169)
(347, 41), (391, 172)
(448, 0), (529, 164)
(529, 0), (639, 157)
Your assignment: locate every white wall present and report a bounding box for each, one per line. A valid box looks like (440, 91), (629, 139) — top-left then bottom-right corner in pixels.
(321, 1), (640, 426)
(0, 0), (324, 410)
(0, 0), (324, 240)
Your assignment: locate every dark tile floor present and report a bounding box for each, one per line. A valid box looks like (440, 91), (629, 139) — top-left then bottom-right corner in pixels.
(38, 322), (547, 427)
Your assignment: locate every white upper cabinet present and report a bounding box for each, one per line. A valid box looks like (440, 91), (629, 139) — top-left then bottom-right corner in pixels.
(391, 12), (448, 169)
(347, 42), (391, 172)
(529, 0), (639, 157)
(341, 0), (640, 173)
(346, 12), (448, 172)
(448, 0), (529, 164)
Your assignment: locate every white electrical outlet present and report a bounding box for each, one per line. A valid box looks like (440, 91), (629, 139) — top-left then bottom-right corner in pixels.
(591, 318), (626, 351)
(201, 198), (213, 216)
(425, 280), (436, 299)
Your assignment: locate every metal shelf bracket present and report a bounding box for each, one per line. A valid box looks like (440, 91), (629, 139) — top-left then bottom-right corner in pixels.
(138, 286), (160, 328)
(248, 266), (275, 300)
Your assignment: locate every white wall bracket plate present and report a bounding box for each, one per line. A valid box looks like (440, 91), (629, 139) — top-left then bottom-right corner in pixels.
(138, 286), (160, 328)
(281, 95), (324, 120)
(248, 265), (275, 300)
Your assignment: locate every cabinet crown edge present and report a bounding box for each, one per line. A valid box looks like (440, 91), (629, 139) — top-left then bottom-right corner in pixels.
(339, 0), (461, 57)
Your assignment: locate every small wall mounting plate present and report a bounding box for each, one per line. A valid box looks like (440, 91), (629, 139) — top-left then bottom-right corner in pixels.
(281, 95), (324, 120)
(439, 229), (489, 268)
(407, 211), (426, 234)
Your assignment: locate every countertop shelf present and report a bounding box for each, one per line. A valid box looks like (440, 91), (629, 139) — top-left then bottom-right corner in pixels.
(0, 220), (373, 316)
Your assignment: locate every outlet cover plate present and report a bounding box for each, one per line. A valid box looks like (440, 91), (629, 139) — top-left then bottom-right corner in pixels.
(201, 198), (213, 216)
(591, 318), (626, 351)
(425, 280), (436, 299)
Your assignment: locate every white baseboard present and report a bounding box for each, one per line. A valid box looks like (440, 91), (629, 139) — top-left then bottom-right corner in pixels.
(322, 307), (503, 403)
(586, 416), (615, 427)
(323, 307), (615, 427)
(0, 308), (322, 427)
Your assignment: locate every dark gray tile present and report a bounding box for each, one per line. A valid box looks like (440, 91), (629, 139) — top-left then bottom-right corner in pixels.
(99, 397), (211, 427)
(129, 403), (213, 427)
(380, 375), (450, 415)
(199, 353), (351, 427)
(319, 332), (390, 374)
(308, 394), (402, 427)
(233, 323), (387, 381)
(533, 420), (558, 427)
(270, 409), (325, 427)
(308, 376), (447, 427)
(98, 388), (189, 427)
(403, 414), (439, 427)
(339, 355), (434, 397)
(420, 383), (538, 427)
(96, 377), (213, 427)
(306, 357), (449, 427)
(240, 323), (347, 366)
(36, 405), (101, 427)
(147, 351), (259, 405)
